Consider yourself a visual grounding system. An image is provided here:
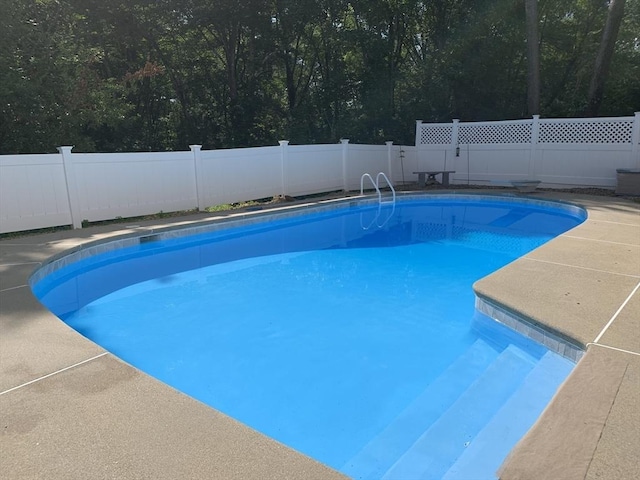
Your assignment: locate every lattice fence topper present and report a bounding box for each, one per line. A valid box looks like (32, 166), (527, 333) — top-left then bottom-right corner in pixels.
(458, 122), (532, 144)
(538, 119), (634, 144)
(420, 125), (452, 145)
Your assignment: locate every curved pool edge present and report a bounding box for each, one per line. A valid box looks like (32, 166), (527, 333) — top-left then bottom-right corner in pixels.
(2, 190), (639, 480)
(28, 192), (587, 289)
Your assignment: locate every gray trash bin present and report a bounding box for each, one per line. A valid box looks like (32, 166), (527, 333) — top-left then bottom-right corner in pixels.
(616, 169), (640, 196)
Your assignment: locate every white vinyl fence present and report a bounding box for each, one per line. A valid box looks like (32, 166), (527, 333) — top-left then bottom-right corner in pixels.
(415, 113), (640, 188)
(1, 113), (638, 234)
(0, 141), (399, 234)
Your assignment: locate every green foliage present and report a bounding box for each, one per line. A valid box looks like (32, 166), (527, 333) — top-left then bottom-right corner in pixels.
(1, 0), (639, 153)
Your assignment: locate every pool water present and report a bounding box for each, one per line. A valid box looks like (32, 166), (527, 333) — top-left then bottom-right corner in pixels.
(33, 197), (584, 479)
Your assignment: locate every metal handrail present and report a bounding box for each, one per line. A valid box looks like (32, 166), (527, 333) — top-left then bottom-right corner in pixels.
(360, 173), (379, 198)
(359, 172), (396, 229)
(360, 172), (396, 205)
(376, 172), (396, 204)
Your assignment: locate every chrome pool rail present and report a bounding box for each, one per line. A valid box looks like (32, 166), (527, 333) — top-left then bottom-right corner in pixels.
(359, 172), (396, 229)
(360, 172), (396, 205)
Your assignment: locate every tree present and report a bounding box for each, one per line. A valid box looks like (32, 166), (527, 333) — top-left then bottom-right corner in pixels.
(586, 0), (627, 116)
(525, 0), (540, 115)
(0, 0), (103, 152)
(1, 0), (639, 153)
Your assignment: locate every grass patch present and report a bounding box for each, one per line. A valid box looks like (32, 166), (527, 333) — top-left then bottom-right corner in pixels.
(205, 200), (266, 212)
(79, 209), (201, 228)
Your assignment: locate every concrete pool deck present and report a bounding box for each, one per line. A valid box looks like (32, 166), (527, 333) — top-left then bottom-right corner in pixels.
(1, 190), (638, 479)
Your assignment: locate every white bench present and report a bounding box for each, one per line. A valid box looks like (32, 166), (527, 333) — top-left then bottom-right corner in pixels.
(413, 170), (456, 187)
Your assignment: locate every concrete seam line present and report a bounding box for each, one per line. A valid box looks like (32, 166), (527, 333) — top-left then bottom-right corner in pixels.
(0, 261), (42, 267)
(586, 343), (640, 357)
(522, 257), (640, 279)
(0, 284), (29, 293)
(589, 220), (640, 227)
(593, 281), (640, 344)
(562, 235), (639, 247)
(0, 352), (109, 396)
(583, 363), (629, 477)
(0, 243), (49, 247)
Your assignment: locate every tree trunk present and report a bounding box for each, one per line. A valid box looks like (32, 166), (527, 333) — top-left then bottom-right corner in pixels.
(525, 0), (540, 116)
(585, 0), (626, 117)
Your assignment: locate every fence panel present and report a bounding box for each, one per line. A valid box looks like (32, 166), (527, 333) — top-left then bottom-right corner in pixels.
(345, 144), (391, 190)
(418, 123), (453, 145)
(71, 151), (197, 223)
(458, 120), (532, 144)
(392, 145), (418, 186)
(286, 144), (344, 196)
(414, 147), (450, 173)
(199, 146), (282, 207)
(538, 117), (634, 144)
(535, 145), (633, 187)
(0, 154), (72, 233)
(454, 119), (533, 185)
(454, 145), (532, 184)
(415, 122), (453, 181)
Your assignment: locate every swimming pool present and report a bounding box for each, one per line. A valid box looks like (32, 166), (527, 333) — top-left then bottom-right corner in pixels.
(32, 195), (586, 479)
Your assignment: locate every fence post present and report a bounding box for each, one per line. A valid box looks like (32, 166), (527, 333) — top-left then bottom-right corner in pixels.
(386, 141), (394, 183)
(632, 112), (640, 169)
(415, 121), (423, 176)
(58, 146), (83, 229)
(529, 115), (540, 178)
(341, 138), (350, 191)
(451, 119), (460, 173)
(279, 140), (289, 196)
(190, 145), (203, 210)
(451, 119), (460, 148)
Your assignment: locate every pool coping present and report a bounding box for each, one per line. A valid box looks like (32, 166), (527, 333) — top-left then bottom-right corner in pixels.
(1, 189), (639, 479)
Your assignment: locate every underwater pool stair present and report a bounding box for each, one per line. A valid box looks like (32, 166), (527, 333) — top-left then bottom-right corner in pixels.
(341, 340), (574, 480)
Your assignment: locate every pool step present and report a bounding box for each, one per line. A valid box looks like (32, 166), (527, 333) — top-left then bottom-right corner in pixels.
(441, 350), (574, 480)
(380, 345), (536, 480)
(341, 339), (500, 480)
